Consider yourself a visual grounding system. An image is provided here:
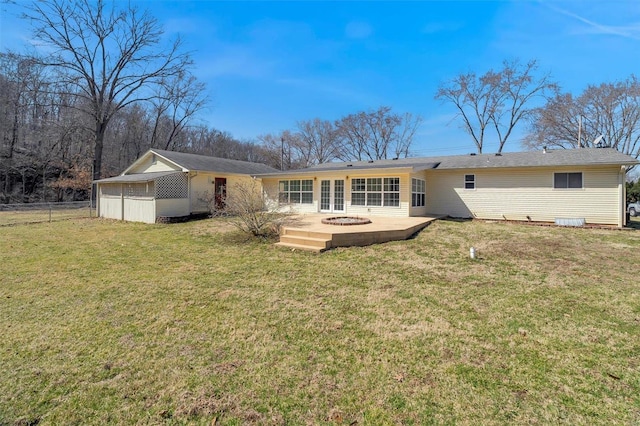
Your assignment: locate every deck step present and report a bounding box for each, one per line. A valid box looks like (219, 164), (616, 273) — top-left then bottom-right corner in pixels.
(278, 234), (331, 250)
(281, 228), (332, 239)
(274, 241), (326, 253)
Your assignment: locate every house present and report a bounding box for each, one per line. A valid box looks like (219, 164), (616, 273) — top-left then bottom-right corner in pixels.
(96, 147), (638, 227)
(256, 148), (638, 227)
(94, 149), (278, 224)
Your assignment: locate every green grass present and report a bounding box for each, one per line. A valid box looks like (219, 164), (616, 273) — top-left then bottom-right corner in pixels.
(0, 206), (93, 226)
(1, 218), (639, 425)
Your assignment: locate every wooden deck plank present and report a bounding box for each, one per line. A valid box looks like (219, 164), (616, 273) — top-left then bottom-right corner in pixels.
(277, 214), (445, 251)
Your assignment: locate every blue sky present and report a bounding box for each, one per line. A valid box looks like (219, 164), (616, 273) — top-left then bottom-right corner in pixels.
(2, 1), (640, 156)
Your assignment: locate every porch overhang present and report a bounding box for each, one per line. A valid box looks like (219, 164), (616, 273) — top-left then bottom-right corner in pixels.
(93, 171), (184, 184)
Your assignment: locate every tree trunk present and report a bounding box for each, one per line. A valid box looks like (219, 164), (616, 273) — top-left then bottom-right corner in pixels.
(92, 122), (106, 204)
(93, 122), (106, 181)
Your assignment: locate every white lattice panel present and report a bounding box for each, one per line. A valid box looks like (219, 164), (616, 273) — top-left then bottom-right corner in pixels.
(156, 173), (188, 199)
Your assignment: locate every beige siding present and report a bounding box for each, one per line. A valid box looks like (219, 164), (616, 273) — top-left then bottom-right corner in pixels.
(190, 173), (257, 213)
(128, 155), (180, 173)
(156, 199), (190, 217)
(262, 177), (318, 214)
(426, 166), (622, 225)
(263, 172), (414, 217)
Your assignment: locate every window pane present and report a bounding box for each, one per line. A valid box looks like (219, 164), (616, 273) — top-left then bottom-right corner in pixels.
(279, 192), (288, 203)
(384, 177), (399, 192)
(279, 181), (288, 192)
(301, 192), (313, 204)
(412, 193), (425, 207)
(320, 180), (330, 209)
(367, 193), (382, 206)
(554, 173), (566, 188)
(465, 182), (475, 189)
(352, 193), (365, 206)
(465, 174), (474, 182)
(290, 192), (301, 203)
(568, 173), (582, 188)
(367, 178), (382, 192)
(384, 193), (399, 207)
(352, 178), (365, 192)
(290, 180), (300, 192)
(301, 180), (313, 191)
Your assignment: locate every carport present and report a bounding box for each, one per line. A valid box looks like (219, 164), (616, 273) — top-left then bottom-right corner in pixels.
(95, 171), (189, 223)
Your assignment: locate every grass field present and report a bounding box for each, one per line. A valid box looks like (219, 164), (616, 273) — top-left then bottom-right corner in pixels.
(0, 204), (93, 226)
(1, 218), (639, 425)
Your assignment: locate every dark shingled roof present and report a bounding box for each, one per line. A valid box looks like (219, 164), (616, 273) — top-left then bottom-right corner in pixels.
(256, 148), (637, 176)
(152, 149), (280, 175)
(95, 170), (182, 183)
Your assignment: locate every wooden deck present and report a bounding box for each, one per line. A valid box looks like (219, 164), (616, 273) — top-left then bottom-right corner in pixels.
(276, 214), (444, 252)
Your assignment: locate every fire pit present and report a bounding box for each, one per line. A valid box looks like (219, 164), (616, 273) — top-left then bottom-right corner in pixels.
(321, 216), (371, 226)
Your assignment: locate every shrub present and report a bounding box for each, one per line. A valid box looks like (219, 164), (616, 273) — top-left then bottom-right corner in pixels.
(202, 179), (293, 238)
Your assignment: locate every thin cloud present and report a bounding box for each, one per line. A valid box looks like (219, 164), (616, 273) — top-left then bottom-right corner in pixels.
(276, 77), (381, 106)
(345, 21), (373, 39)
(196, 45), (276, 80)
(549, 4), (640, 40)
(164, 17), (208, 36)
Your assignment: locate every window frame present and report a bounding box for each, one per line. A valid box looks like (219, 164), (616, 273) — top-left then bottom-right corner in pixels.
(464, 174), (476, 190)
(279, 179), (314, 204)
(553, 172), (583, 189)
(411, 178), (426, 207)
(351, 177), (400, 207)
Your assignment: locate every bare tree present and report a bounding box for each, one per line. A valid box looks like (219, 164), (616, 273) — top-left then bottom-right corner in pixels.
(203, 179), (293, 238)
(525, 75), (640, 167)
(436, 59), (558, 153)
(335, 106), (422, 161)
(23, 0), (195, 181)
(150, 71), (208, 151)
(295, 118), (340, 166)
(257, 130), (304, 170)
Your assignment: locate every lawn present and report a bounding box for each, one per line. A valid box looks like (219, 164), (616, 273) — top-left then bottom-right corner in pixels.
(1, 218), (639, 425)
(0, 204), (93, 226)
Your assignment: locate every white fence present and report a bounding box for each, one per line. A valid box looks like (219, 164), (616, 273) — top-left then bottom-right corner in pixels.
(0, 201), (94, 226)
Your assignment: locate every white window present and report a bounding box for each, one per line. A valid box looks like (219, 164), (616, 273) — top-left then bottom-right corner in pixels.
(279, 179), (313, 204)
(351, 177), (400, 207)
(412, 178), (425, 207)
(464, 174), (475, 190)
(351, 178), (366, 206)
(554, 172), (582, 189)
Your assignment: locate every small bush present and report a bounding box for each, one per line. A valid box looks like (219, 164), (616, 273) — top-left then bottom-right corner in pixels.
(202, 180), (293, 238)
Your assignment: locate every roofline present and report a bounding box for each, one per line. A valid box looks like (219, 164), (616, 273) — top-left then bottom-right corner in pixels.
(254, 165), (421, 178)
(121, 149), (188, 175)
(437, 160), (639, 170)
(255, 160), (637, 177)
(93, 170), (183, 184)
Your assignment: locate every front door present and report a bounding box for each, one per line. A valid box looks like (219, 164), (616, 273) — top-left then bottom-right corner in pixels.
(320, 179), (345, 213)
(214, 178), (227, 211)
